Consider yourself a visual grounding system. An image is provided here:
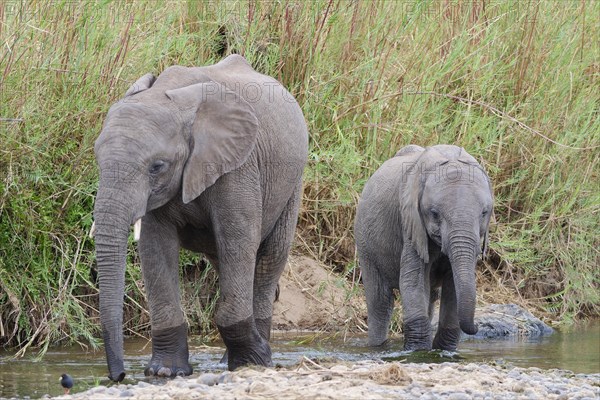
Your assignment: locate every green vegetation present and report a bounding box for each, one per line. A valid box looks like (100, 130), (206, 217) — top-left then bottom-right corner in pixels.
(1, 0), (598, 354)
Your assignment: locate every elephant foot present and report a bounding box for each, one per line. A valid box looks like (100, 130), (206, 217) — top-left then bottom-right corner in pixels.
(144, 324), (193, 378)
(432, 327), (461, 351)
(367, 334), (390, 347)
(402, 317), (433, 351)
(218, 316), (273, 371)
(227, 344), (272, 371)
(218, 317), (271, 366)
(367, 330), (391, 347)
(144, 364), (191, 378)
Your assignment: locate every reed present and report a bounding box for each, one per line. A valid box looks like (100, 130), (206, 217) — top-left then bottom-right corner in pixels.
(0, 0), (597, 353)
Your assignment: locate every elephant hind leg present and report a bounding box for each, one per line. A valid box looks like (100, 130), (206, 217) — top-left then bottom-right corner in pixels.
(429, 286), (441, 321)
(253, 182), (303, 342)
(210, 188), (267, 371)
(217, 183), (298, 368)
(361, 260), (395, 347)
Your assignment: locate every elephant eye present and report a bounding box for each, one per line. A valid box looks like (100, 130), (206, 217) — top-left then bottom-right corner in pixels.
(430, 208), (440, 220)
(149, 160), (166, 175)
(481, 209), (488, 217)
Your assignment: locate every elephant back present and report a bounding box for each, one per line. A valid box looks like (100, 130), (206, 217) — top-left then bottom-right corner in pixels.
(394, 144), (425, 157)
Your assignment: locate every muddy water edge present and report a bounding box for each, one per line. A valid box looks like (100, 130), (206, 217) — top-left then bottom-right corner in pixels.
(0, 322), (598, 398)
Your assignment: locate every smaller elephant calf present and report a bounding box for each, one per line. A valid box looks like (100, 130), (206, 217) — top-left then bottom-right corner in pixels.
(355, 144), (493, 351)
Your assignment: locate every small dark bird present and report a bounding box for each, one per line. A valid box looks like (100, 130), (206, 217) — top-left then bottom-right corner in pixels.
(60, 373), (74, 395)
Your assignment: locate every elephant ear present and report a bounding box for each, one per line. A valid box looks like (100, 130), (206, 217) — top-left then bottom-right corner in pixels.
(124, 73), (156, 97)
(166, 81), (259, 204)
(400, 152), (430, 264)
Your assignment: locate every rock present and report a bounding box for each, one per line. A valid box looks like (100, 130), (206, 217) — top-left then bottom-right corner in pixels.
(105, 387), (121, 396)
(197, 373), (220, 386)
(87, 386), (107, 394)
(187, 383), (205, 389)
(523, 388), (541, 399)
(432, 303), (553, 339)
(510, 382), (526, 393)
(470, 304), (554, 339)
(574, 390), (599, 399)
(447, 393), (472, 400)
(218, 372), (234, 384)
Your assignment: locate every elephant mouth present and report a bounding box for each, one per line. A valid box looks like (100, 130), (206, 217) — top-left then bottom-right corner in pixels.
(428, 232), (442, 247)
(89, 218), (143, 241)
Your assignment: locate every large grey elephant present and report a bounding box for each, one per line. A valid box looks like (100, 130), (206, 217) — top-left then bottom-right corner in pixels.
(355, 144), (493, 351)
(92, 55), (308, 381)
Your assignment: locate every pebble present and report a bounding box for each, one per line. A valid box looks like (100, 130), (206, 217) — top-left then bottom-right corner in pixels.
(218, 372), (233, 384)
(447, 393), (472, 400)
(197, 373), (220, 386)
(49, 362), (600, 400)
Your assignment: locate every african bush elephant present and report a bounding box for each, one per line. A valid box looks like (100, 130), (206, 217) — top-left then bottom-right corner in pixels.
(355, 144), (493, 351)
(92, 55), (308, 381)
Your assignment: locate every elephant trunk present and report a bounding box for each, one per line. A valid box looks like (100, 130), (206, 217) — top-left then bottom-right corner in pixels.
(447, 230), (479, 335)
(93, 189), (135, 382)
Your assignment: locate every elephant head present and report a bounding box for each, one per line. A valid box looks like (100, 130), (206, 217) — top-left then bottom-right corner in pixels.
(401, 145), (493, 336)
(92, 70), (259, 381)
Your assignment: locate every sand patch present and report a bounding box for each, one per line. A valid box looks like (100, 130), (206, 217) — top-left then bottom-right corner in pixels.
(272, 255), (366, 332)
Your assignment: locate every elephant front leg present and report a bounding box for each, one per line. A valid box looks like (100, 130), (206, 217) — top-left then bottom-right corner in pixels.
(399, 246), (433, 351)
(146, 324), (191, 377)
(432, 270), (461, 351)
(139, 215), (192, 377)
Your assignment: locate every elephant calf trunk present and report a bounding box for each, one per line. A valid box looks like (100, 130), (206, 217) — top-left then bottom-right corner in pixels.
(455, 276), (479, 336)
(449, 233), (480, 337)
(460, 320), (478, 335)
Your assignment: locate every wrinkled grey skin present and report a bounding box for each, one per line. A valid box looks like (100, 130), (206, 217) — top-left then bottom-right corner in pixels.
(355, 145), (493, 351)
(93, 55), (308, 382)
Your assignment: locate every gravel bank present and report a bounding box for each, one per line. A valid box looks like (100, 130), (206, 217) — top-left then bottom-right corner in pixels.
(53, 360), (599, 400)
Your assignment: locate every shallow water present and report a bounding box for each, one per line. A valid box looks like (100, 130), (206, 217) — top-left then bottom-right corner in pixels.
(0, 322), (598, 399)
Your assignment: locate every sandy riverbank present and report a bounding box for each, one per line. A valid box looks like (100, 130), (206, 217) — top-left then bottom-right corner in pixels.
(52, 360), (599, 400)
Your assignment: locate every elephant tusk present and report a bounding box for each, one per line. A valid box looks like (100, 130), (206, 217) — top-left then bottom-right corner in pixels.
(133, 219), (142, 241)
(89, 221), (96, 239)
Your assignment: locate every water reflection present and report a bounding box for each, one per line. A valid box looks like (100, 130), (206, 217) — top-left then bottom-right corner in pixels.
(0, 322), (598, 398)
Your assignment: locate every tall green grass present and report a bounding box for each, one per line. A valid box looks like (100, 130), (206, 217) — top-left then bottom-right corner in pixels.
(0, 0), (598, 353)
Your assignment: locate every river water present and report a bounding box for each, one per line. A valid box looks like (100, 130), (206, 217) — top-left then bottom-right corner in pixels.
(1, 322), (598, 398)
